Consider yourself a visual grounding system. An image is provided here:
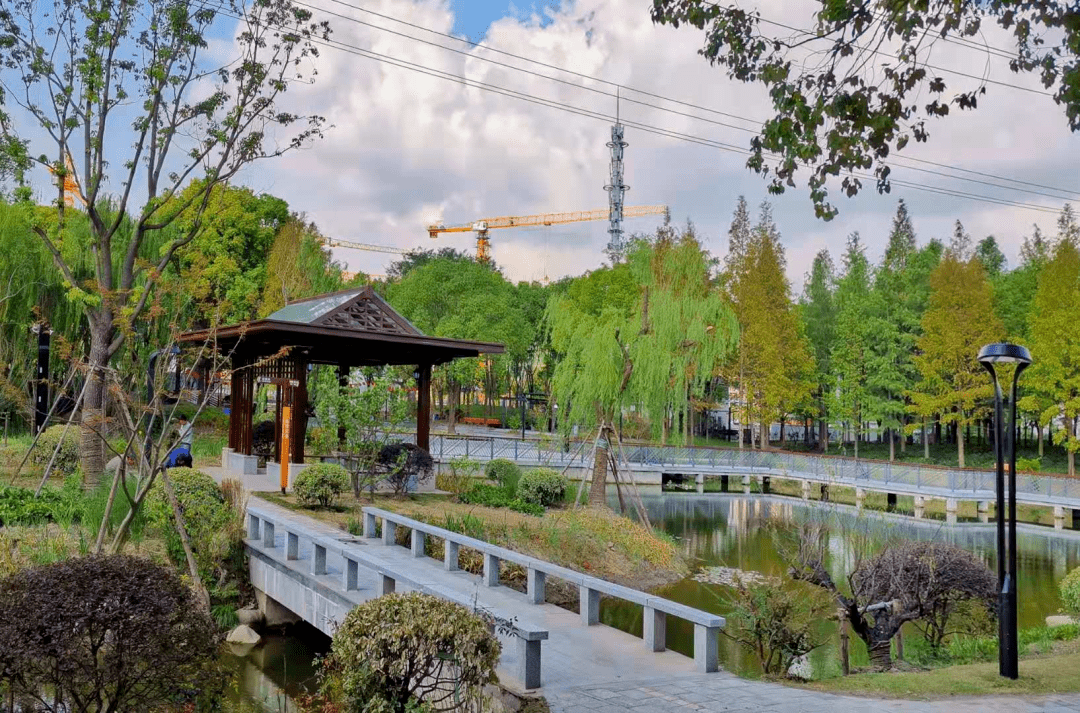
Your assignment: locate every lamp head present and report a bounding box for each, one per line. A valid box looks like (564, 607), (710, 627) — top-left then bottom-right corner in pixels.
(977, 343), (1032, 367)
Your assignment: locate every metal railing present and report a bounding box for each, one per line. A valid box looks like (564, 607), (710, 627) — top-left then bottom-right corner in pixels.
(404, 434), (1080, 505)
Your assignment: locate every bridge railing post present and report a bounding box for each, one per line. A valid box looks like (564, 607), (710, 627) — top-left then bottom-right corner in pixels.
(344, 557), (359, 591)
(517, 638), (542, 690)
(579, 585), (600, 625)
(364, 512), (377, 539)
(644, 606), (666, 652)
(694, 624), (719, 673)
(287, 531), (299, 560)
(312, 543), (327, 576)
(483, 553), (500, 587)
(444, 540), (459, 571)
(382, 520), (397, 547)
(411, 530), (426, 558)
(527, 567), (546, 604)
(261, 521), (276, 550)
(247, 513), (260, 541)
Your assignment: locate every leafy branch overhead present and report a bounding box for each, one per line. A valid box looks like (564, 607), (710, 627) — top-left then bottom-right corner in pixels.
(650, 1), (1080, 218)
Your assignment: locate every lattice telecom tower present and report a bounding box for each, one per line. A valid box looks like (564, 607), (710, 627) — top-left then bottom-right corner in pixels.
(604, 122), (629, 262)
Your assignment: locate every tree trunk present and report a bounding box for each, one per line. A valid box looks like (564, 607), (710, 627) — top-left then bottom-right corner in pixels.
(888, 429), (895, 462)
(780, 416), (786, 444)
(760, 419), (768, 449)
(589, 428), (610, 508)
(867, 640), (893, 670)
(854, 426), (859, 459)
(446, 381), (458, 435)
(80, 324), (110, 488)
(819, 406), (828, 453)
(923, 416), (929, 459)
(900, 416), (907, 453)
(1069, 418), (1076, 478)
(957, 413), (966, 468)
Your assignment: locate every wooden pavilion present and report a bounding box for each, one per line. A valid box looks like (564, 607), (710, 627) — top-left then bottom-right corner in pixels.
(180, 286), (504, 484)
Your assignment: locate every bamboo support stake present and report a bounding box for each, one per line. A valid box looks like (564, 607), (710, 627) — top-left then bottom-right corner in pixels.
(11, 364), (81, 485)
(612, 428), (652, 529)
(34, 373), (91, 496)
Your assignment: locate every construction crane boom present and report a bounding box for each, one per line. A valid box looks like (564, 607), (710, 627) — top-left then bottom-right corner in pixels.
(323, 238), (407, 255)
(426, 205), (668, 263)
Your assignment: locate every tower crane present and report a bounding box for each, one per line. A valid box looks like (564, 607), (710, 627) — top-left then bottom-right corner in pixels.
(426, 205), (669, 263)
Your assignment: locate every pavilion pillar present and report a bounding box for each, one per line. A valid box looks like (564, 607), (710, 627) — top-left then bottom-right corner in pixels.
(416, 363), (432, 453)
(336, 364), (349, 447)
(293, 358), (308, 464)
(229, 353), (255, 456)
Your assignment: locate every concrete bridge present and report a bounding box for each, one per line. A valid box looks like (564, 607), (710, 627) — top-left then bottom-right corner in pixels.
(243, 498), (724, 693)
(416, 435), (1080, 528)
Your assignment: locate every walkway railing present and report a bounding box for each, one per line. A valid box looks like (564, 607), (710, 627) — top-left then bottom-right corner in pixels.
(362, 507), (725, 673)
(398, 434), (1080, 503)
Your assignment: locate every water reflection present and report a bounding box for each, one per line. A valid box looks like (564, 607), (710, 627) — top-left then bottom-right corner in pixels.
(600, 493), (1080, 677)
(224, 626), (330, 711)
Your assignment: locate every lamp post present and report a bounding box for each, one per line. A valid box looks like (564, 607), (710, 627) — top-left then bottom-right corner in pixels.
(977, 342), (1032, 680)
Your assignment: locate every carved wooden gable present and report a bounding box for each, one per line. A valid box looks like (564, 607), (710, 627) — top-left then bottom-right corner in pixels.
(315, 289), (421, 335)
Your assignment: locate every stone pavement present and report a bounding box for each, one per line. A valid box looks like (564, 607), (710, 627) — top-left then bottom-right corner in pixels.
(541, 673), (1080, 712)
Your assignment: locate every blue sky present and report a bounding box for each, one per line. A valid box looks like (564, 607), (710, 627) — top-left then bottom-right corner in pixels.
(448, 0), (558, 41)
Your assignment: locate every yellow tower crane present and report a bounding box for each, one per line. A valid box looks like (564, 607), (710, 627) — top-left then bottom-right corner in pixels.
(426, 205), (669, 263)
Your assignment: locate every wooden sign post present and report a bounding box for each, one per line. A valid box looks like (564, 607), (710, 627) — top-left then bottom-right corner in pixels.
(258, 376), (300, 494)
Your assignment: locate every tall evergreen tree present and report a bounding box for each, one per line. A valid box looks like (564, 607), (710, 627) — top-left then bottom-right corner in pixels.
(975, 236), (1007, 277)
(830, 234), (874, 458)
(724, 201), (813, 448)
(867, 200), (925, 460)
(800, 250), (836, 449)
(1023, 208), (1080, 475)
(910, 230), (1003, 467)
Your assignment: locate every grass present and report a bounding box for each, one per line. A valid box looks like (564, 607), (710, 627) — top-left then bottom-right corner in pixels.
(259, 491), (689, 588)
(804, 651), (1080, 698)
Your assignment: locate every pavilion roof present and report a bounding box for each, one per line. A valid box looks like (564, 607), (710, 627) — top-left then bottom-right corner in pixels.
(179, 286), (504, 367)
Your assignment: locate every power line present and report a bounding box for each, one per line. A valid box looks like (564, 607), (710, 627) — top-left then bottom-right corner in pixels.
(295, 0), (1080, 201)
(203, 1), (1066, 217)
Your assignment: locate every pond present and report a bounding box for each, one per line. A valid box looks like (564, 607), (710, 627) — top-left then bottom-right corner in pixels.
(600, 493), (1080, 678)
(230, 492), (1080, 706)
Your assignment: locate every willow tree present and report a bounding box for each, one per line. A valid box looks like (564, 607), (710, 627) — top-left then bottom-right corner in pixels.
(0, 0), (330, 482)
(549, 226), (737, 506)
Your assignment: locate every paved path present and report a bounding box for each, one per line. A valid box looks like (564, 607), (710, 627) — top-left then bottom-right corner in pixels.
(543, 673), (1080, 712)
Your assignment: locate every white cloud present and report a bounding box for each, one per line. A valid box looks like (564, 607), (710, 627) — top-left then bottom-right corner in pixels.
(236, 0), (1080, 291)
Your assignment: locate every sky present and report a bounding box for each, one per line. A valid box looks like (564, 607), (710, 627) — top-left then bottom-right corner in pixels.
(22, 0), (1080, 293)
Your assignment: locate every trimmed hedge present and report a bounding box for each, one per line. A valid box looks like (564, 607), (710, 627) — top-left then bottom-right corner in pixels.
(294, 463), (350, 509)
(518, 468), (568, 507)
(30, 425), (80, 474)
(484, 458), (522, 492)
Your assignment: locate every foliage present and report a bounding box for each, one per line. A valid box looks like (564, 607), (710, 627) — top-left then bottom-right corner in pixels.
(829, 234), (875, 456)
(313, 367), (413, 498)
(550, 224), (739, 445)
(294, 463), (351, 509)
(722, 200), (813, 446)
(145, 468), (241, 588)
(0, 0), (331, 483)
(0, 555), (220, 713)
(1061, 567), (1080, 615)
(327, 592), (500, 712)
(457, 483), (545, 516)
(260, 218), (348, 317)
(377, 443), (435, 496)
(29, 425), (80, 474)
(1023, 208), (1080, 476)
(791, 526), (997, 668)
(484, 458), (523, 491)
(651, 1), (1080, 219)
(720, 575), (831, 678)
(436, 456), (480, 495)
(517, 468), (568, 507)
(909, 225), (1003, 467)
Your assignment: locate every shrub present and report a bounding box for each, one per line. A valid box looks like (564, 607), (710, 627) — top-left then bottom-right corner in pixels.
(720, 576), (832, 678)
(518, 468), (568, 507)
(377, 442), (434, 496)
(0, 555), (220, 713)
(458, 483), (544, 516)
(485, 458), (522, 492)
(327, 592), (500, 712)
(30, 425), (80, 474)
(294, 463), (351, 508)
(0, 485), (65, 527)
(1061, 566), (1080, 615)
(146, 468), (239, 586)
(437, 455), (480, 495)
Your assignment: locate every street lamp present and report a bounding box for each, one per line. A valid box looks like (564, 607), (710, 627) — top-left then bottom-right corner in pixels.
(978, 342), (1032, 680)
